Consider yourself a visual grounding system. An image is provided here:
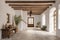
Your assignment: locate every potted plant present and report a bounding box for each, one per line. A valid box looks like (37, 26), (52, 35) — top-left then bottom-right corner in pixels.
(36, 22), (40, 28)
(14, 15), (22, 32)
(14, 15), (22, 25)
(41, 25), (47, 31)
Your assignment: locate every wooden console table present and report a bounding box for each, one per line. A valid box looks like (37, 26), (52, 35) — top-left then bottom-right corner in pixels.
(1, 27), (16, 38)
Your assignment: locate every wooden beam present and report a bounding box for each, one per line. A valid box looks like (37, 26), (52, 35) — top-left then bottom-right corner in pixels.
(6, 1), (55, 3)
(28, 13), (41, 15)
(28, 13), (40, 15)
(9, 4), (52, 6)
(11, 6), (48, 8)
(13, 7), (48, 10)
(8, 3), (53, 5)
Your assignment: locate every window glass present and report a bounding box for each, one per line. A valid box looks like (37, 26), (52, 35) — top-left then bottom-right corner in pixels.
(28, 17), (34, 24)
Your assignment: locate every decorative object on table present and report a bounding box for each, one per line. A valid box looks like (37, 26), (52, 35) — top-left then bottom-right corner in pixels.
(7, 13), (10, 23)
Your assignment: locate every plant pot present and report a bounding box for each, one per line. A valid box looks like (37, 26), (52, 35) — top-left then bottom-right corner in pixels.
(15, 26), (18, 32)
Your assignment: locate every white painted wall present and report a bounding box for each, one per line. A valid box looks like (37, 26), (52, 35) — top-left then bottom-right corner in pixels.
(57, 4), (60, 38)
(49, 7), (56, 32)
(21, 10), (27, 31)
(45, 9), (49, 32)
(40, 0), (60, 38)
(34, 15), (41, 27)
(56, 0), (60, 38)
(40, 3), (56, 32)
(40, 8), (49, 31)
(0, 0), (15, 39)
(41, 0), (60, 38)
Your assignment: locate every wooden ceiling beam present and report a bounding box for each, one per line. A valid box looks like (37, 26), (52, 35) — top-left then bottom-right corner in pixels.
(9, 4), (52, 6)
(12, 6), (48, 8)
(12, 6), (48, 11)
(13, 7), (48, 10)
(8, 3), (53, 5)
(6, 1), (55, 3)
(28, 13), (41, 15)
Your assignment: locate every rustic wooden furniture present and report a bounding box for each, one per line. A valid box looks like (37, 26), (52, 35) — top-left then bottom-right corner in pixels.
(1, 25), (16, 38)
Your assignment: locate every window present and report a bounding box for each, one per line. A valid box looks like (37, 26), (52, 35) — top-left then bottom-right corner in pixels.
(28, 17), (34, 27)
(42, 14), (45, 25)
(28, 17), (34, 24)
(49, 7), (56, 32)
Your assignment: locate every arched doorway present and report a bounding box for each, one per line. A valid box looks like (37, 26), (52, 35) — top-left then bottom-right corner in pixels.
(49, 7), (56, 33)
(53, 10), (56, 32)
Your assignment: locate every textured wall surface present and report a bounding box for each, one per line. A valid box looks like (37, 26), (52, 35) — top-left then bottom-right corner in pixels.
(0, 0), (15, 39)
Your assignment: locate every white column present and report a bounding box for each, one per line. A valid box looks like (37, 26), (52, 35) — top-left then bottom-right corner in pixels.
(20, 10), (27, 31)
(45, 11), (49, 32)
(56, 0), (59, 37)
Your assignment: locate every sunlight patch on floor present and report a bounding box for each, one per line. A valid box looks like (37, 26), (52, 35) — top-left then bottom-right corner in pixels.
(26, 29), (56, 36)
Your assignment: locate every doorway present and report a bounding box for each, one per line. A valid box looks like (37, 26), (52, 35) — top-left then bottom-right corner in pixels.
(49, 7), (56, 33)
(28, 17), (34, 27)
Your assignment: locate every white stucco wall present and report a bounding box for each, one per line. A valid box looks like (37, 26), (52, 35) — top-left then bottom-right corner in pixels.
(0, 0), (15, 39)
(34, 15), (41, 27)
(40, 8), (50, 31)
(57, 4), (60, 38)
(40, 3), (56, 32)
(56, 0), (60, 38)
(21, 10), (27, 31)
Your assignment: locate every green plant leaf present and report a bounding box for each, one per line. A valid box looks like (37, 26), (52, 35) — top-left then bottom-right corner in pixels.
(14, 15), (22, 25)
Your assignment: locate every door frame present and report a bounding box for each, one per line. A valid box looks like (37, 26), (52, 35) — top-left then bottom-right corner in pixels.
(27, 17), (34, 27)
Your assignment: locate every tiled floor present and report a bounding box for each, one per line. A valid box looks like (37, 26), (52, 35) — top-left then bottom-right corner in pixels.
(1, 29), (60, 40)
